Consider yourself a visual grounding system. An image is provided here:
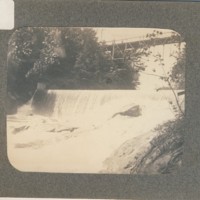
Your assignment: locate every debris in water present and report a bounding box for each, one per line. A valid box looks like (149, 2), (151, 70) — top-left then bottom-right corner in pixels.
(13, 126), (30, 134)
(48, 127), (78, 133)
(57, 127), (78, 133)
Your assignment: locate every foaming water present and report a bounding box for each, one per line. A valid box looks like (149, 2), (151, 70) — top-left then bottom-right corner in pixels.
(30, 90), (182, 121)
(6, 42), (185, 173)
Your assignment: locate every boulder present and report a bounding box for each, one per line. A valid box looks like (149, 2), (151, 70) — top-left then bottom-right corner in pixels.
(112, 105), (141, 118)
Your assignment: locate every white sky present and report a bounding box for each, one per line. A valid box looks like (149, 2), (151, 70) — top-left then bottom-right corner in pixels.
(94, 28), (175, 43)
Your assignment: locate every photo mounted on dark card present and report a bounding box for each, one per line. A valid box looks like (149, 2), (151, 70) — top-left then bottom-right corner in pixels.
(0, 1), (200, 199)
(7, 27), (185, 174)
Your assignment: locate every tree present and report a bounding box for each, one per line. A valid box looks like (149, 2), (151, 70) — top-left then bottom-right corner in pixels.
(7, 27), (145, 113)
(169, 45), (185, 89)
(74, 28), (113, 87)
(7, 27), (45, 107)
(143, 30), (185, 116)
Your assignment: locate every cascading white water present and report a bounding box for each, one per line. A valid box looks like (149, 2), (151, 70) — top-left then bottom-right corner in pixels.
(7, 41), (185, 173)
(7, 89), (183, 173)
(49, 90), (123, 118)
(41, 90), (181, 122)
(18, 42), (185, 119)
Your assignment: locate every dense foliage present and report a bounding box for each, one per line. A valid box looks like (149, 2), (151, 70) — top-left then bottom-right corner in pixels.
(169, 45), (185, 89)
(7, 28), (185, 114)
(145, 30), (185, 90)
(7, 28), (45, 112)
(7, 27), (138, 112)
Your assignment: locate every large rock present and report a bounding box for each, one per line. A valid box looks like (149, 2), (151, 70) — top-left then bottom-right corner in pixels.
(102, 118), (184, 174)
(112, 105), (141, 118)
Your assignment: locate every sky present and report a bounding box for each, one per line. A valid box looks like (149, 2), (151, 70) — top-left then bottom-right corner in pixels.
(94, 28), (175, 44)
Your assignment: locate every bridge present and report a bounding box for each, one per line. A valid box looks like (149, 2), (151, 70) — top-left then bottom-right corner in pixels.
(101, 32), (183, 61)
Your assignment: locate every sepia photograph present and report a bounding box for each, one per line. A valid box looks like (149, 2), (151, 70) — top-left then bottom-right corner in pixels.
(7, 27), (185, 174)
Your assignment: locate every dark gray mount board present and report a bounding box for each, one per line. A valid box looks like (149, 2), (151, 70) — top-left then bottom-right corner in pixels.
(0, 1), (200, 199)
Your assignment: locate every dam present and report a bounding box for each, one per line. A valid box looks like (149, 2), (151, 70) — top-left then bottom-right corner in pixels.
(6, 42), (185, 173)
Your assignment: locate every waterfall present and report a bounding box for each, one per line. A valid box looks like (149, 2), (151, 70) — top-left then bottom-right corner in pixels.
(28, 89), (184, 123)
(8, 89), (183, 173)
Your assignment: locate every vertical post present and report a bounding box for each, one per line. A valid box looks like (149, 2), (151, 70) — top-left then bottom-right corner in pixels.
(112, 41), (115, 60)
(124, 42), (127, 61)
(162, 44), (165, 59)
(125, 42), (127, 51)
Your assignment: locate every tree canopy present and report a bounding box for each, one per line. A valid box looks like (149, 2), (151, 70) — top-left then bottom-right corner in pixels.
(7, 27), (139, 111)
(7, 28), (185, 114)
